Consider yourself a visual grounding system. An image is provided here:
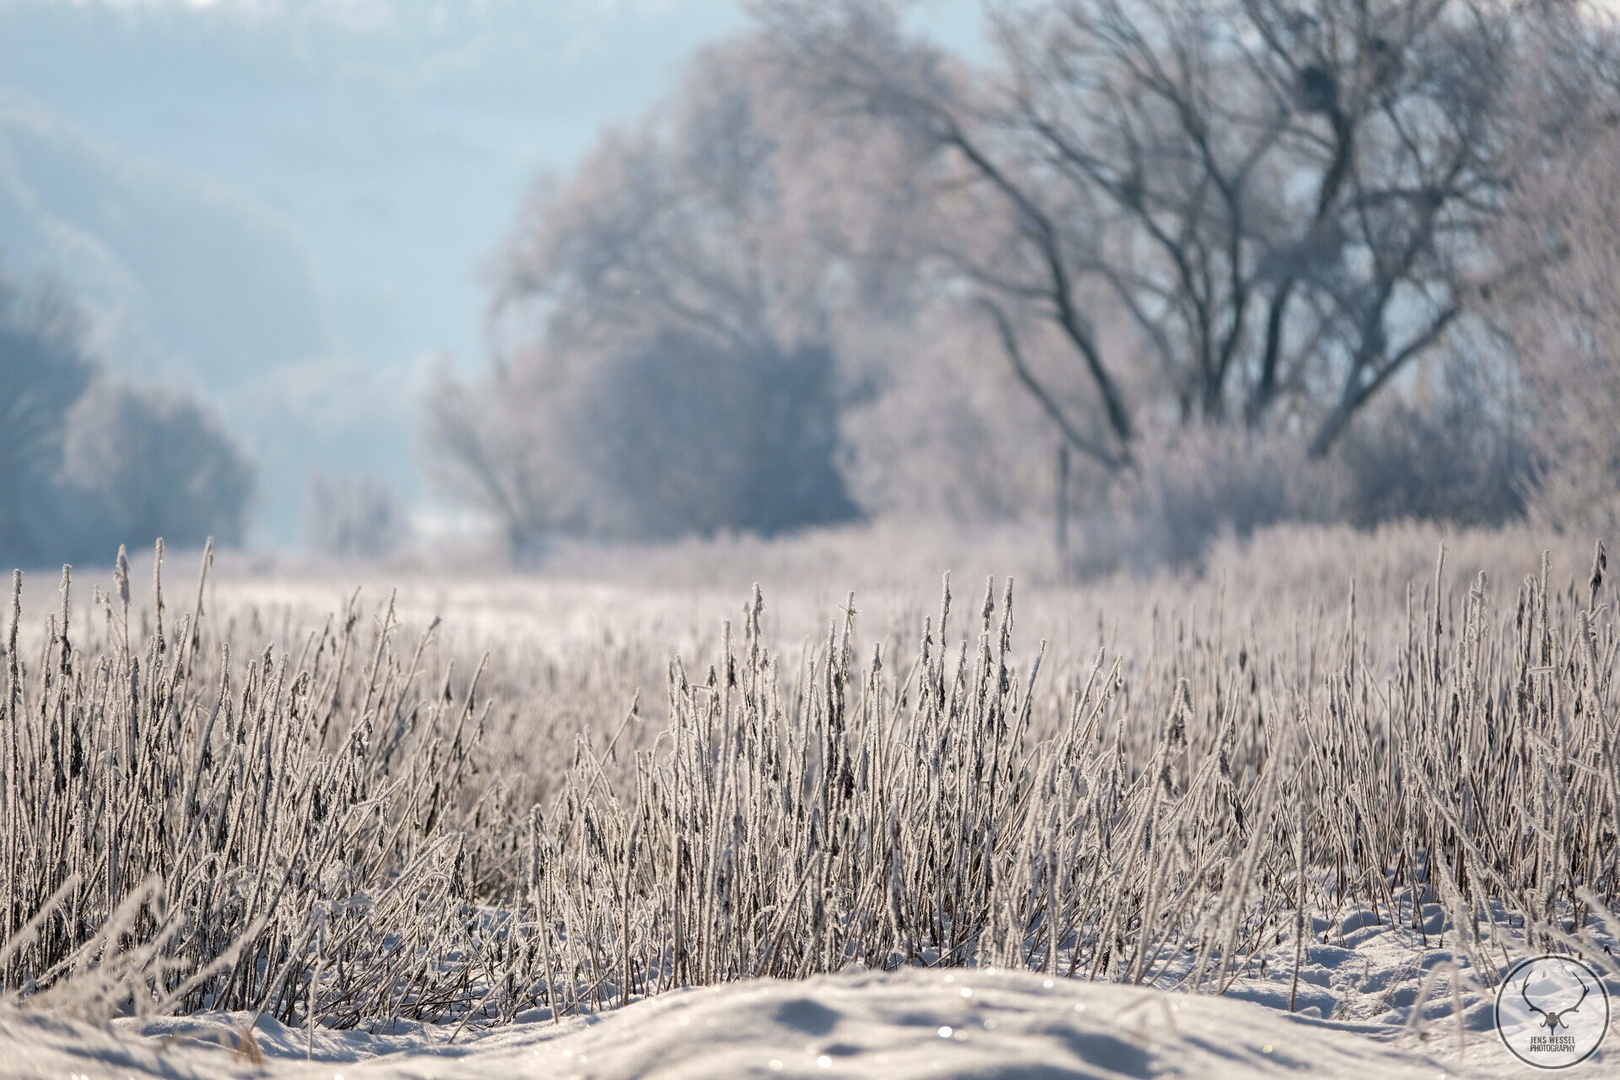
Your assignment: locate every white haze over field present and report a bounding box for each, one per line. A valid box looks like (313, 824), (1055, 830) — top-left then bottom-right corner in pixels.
(0, 0), (986, 547)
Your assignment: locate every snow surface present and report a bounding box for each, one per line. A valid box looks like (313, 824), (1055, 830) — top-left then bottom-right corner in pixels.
(0, 907), (1610, 1078)
(0, 952), (1610, 1080)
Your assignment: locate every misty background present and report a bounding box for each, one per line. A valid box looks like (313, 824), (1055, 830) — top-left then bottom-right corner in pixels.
(3, 0), (1618, 576)
(0, 0), (976, 550)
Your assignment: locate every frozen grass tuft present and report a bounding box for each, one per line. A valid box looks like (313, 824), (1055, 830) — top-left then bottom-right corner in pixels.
(1, 535), (1617, 1038)
(0, 543), (503, 1028)
(509, 551), (1620, 1020)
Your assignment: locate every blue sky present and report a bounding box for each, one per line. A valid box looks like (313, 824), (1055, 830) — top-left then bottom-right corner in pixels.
(0, 0), (986, 547)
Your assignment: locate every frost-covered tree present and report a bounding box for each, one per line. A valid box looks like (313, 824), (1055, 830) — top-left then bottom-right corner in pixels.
(1447, 6), (1620, 535)
(566, 333), (856, 539)
(427, 39), (891, 552)
(0, 274), (98, 565)
(0, 257), (258, 567)
(61, 379), (255, 554)
(1496, 147), (1620, 525)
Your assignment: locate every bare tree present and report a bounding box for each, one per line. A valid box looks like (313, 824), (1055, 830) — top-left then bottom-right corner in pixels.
(419, 357), (583, 561)
(759, 0), (1553, 468)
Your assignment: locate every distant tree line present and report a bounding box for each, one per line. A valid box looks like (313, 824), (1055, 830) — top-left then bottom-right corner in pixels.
(0, 262), (253, 569)
(426, 0), (1620, 567)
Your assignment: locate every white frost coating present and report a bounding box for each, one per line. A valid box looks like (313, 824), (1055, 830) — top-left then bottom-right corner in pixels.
(0, 966), (1583, 1079)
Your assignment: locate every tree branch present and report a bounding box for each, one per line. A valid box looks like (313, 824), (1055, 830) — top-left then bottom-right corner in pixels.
(977, 298), (1128, 470)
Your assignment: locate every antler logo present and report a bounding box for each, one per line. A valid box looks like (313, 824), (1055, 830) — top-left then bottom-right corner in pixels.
(1524, 965), (1590, 1032)
(1495, 955), (1610, 1069)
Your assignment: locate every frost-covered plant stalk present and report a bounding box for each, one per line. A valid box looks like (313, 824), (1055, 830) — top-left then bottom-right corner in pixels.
(3, 541), (1617, 1033)
(509, 551), (1619, 1018)
(0, 543), (501, 1027)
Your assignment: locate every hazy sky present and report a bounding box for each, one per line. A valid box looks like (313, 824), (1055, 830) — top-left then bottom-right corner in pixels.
(0, 0), (986, 548)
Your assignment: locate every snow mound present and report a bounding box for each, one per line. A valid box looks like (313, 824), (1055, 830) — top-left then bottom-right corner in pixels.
(450, 968), (1454, 1080)
(0, 968), (1513, 1079)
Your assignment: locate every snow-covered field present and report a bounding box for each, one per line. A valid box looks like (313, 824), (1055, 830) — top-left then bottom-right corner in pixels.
(6, 531), (1619, 1079)
(2, 960), (1596, 1079)
(7, 909), (1612, 1079)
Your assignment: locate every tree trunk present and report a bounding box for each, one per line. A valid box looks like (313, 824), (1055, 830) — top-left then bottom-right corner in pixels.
(1056, 443), (1071, 577)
